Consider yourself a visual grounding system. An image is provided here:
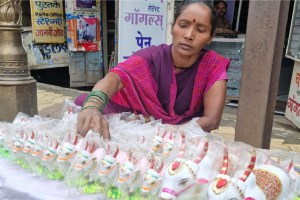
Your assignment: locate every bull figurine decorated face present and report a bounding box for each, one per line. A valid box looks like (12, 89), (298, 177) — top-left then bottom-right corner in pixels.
(117, 150), (144, 194)
(142, 157), (164, 196)
(42, 140), (59, 162)
(23, 131), (36, 154)
(208, 148), (291, 200)
(31, 142), (45, 158)
(73, 142), (97, 174)
(151, 129), (167, 154)
(98, 145), (119, 184)
(13, 131), (26, 153)
(160, 133), (212, 200)
(57, 134), (79, 164)
(160, 158), (199, 200)
(162, 132), (175, 158)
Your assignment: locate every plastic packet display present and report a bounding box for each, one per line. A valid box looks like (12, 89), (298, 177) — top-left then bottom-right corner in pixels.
(5, 124), (29, 166)
(56, 130), (83, 177)
(116, 147), (148, 199)
(66, 130), (105, 194)
(41, 138), (64, 180)
(28, 131), (49, 175)
(92, 141), (127, 199)
(0, 122), (12, 158)
(40, 125), (69, 180)
(12, 112), (32, 125)
(62, 98), (81, 117)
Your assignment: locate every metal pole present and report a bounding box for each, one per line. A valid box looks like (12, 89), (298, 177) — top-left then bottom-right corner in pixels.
(0, 0), (37, 121)
(235, 0), (243, 32)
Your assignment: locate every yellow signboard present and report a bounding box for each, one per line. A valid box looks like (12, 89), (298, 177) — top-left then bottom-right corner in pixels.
(30, 0), (65, 43)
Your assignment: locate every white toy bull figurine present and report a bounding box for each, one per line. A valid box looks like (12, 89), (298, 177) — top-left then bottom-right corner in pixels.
(42, 140), (59, 162)
(23, 131), (36, 154)
(141, 156), (164, 196)
(57, 134), (79, 164)
(151, 129), (167, 155)
(160, 133), (210, 199)
(73, 142), (98, 179)
(208, 148), (292, 200)
(97, 145), (120, 185)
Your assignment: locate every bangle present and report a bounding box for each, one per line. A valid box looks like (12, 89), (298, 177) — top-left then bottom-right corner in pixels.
(81, 90), (109, 112)
(81, 105), (103, 112)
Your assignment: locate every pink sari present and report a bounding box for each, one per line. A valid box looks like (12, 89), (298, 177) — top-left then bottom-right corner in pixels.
(105, 44), (230, 124)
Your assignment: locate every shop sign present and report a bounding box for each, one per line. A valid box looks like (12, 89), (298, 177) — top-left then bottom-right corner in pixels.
(21, 30), (69, 69)
(118, 0), (168, 63)
(30, 0), (65, 43)
(285, 61), (300, 128)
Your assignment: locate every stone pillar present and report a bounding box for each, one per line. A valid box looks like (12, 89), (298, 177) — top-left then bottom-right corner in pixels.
(0, 0), (37, 122)
(235, 1), (290, 149)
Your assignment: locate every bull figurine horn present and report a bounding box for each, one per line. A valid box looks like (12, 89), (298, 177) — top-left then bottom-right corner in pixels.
(73, 135), (79, 145)
(157, 162), (164, 173)
(239, 149), (256, 182)
(178, 131), (185, 158)
(286, 160), (293, 173)
(31, 131), (35, 139)
(113, 147), (119, 158)
(54, 140), (59, 149)
(84, 142), (89, 150)
(194, 137), (209, 164)
(105, 144), (111, 155)
(220, 146), (229, 175)
(89, 143), (96, 153)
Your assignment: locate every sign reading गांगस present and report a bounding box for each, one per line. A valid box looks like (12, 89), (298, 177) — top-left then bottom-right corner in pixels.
(118, 0), (168, 63)
(30, 0), (65, 43)
(285, 62), (300, 129)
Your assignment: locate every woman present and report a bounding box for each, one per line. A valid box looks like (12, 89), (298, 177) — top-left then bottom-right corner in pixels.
(77, 0), (230, 139)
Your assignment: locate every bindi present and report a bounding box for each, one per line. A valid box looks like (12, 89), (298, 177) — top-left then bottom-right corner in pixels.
(192, 19), (196, 23)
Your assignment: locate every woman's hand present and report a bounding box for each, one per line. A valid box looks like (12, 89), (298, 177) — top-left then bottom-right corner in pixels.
(77, 108), (110, 140)
(76, 72), (123, 140)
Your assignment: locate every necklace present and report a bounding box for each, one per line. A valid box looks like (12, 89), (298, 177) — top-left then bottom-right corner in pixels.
(174, 65), (189, 70)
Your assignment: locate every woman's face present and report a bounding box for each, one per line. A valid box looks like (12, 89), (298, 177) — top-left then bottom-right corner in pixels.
(172, 3), (213, 57)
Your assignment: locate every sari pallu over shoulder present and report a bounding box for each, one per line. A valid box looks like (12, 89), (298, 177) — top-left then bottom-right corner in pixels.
(108, 46), (230, 125)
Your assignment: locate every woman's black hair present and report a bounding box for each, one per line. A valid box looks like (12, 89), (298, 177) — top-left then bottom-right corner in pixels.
(174, 0), (217, 36)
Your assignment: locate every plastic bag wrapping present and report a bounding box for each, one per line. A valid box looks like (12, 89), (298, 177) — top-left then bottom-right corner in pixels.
(289, 151), (300, 198)
(62, 98), (81, 117)
(19, 118), (60, 176)
(259, 148), (299, 198)
(5, 124), (28, 164)
(115, 147), (147, 197)
(66, 130), (106, 196)
(91, 141), (126, 199)
(60, 113), (78, 131)
(0, 111), (300, 200)
(177, 117), (209, 141)
(112, 121), (161, 154)
(0, 122), (12, 159)
(56, 130), (83, 177)
(12, 112), (31, 125)
(40, 125), (72, 180)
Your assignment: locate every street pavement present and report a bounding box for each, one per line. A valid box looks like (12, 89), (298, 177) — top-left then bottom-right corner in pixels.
(37, 82), (300, 153)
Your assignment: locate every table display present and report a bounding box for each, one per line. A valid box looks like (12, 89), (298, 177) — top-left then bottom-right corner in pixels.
(0, 99), (299, 200)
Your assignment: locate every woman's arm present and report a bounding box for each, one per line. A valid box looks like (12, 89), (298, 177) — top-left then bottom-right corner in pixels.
(196, 80), (227, 132)
(92, 72), (124, 98)
(77, 72), (123, 139)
